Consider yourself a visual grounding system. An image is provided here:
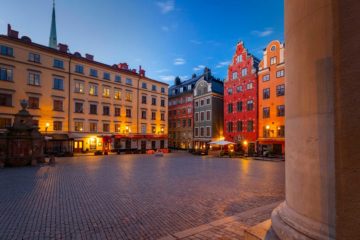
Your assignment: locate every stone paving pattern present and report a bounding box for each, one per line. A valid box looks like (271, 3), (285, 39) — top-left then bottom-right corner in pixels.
(0, 152), (284, 239)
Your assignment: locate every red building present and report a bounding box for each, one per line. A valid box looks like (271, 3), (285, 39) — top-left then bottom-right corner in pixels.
(224, 41), (259, 154)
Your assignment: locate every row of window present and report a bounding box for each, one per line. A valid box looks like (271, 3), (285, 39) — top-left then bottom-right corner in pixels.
(262, 105), (285, 118)
(168, 96), (192, 106)
(263, 84), (285, 99)
(194, 126), (211, 138)
(194, 111), (211, 122)
(171, 84), (195, 96)
(262, 70), (285, 81)
(226, 120), (254, 133)
(232, 68), (248, 80)
(0, 45), (166, 93)
(194, 98), (211, 107)
(227, 82), (253, 95)
(169, 119), (192, 128)
(227, 100), (254, 113)
(263, 126), (285, 138)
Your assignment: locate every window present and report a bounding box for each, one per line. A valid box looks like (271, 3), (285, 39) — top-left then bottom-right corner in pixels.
(141, 95), (147, 104)
(263, 127), (270, 138)
(263, 74), (270, 81)
(237, 55), (242, 63)
(103, 106), (110, 116)
(53, 59), (64, 69)
(182, 120), (186, 128)
(0, 118), (11, 129)
(237, 101), (242, 112)
(115, 123), (121, 132)
(125, 92), (133, 102)
(241, 68), (247, 76)
(74, 81), (84, 93)
(114, 89), (121, 100)
(247, 120), (254, 132)
(53, 99), (63, 111)
(151, 126), (156, 134)
(277, 125), (285, 137)
(271, 45), (276, 51)
(195, 127), (199, 137)
(247, 100), (254, 111)
(115, 75), (121, 83)
(195, 112), (199, 122)
(161, 87), (165, 93)
(0, 45), (13, 57)
(0, 67), (13, 81)
(74, 122), (84, 132)
(152, 85), (157, 91)
(276, 84), (285, 96)
(103, 123), (110, 132)
(206, 98), (210, 104)
(195, 101), (199, 107)
(206, 127), (211, 137)
(200, 100), (204, 106)
(141, 110), (147, 119)
(151, 112), (156, 120)
(75, 102), (83, 113)
(89, 84), (98, 96)
(28, 97), (39, 109)
(228, 103), (233, 113)
(227, 88), (233, 95)
(246, 82), (253, 90)
(200, 127), (204, 137)
(188, 119), (192, 127)
(161, 99), (165, 107)
(236, 85), (242, 92)
(89, 122), (97, 132)
(29, 53), (41, 63)
(75, 64), (84, 74)
(237, 121), (242, 132)
(28, 72), (40, 86)
(277, 105), (285, 116)
(263, 88), (270, 99)
(141, 124), (147, 134)
(90, 69), (98, 77)
(206, 111), (211, 121)
(161, 113), (165, 121)
(142, 82), (147, 89)
(126, 78), (132, 85)
(103, 72), (110, 80)
(276, 70), (285, 78)
(53, 121), (62, 131)
(263, 107), (270, 118)
(126, 109), (132, 118)
(103, 86), (110, 97)
(53, 78), (64, 90)
(227, 122), (233, 133)
(89, 104), (97, 114)
(151, 97), (157, 106)
(232, 71), (238, 80)
(200, 112), (205, 121)
(270, 57), (277, 65)
(0, 93), (12, 106)
(114, 107), (121, 116)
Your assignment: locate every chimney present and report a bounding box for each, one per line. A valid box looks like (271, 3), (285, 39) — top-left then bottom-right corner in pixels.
(139, 65), (146, 77)
(118, 63), (129, 70)
(7, 24), (19, 39)
(85, 54), (94, 61)
(132, 69), (137, 73)
(58, 43), (68, 53)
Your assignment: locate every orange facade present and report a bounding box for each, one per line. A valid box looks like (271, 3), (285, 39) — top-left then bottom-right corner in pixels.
(257, 40), (285, 155)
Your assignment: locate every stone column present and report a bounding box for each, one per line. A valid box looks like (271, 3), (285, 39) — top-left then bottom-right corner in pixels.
(271, 0), (360, 239)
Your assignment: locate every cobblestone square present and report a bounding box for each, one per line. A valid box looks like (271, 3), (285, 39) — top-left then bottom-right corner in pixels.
(0, 152), (284, 239)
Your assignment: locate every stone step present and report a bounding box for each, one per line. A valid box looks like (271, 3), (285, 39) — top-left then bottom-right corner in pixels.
(244, 219), (279, 240)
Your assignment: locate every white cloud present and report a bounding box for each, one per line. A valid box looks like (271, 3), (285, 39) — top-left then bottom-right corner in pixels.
(159, 75), (175, 82)
(174, 58), (186, 65)
(190, 40), (202, 45)
(180, 75), (189, 80)
(193, 65), (206, 71)
(252, 28), (274, 37)
(157, 0), (175, 14)
(215, 61), (230, 68)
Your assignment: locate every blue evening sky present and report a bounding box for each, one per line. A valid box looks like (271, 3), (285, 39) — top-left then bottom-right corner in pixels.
(0, 0), (284, 85)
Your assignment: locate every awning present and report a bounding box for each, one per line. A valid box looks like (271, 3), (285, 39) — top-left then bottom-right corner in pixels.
(47, 134), (73, 140)
(209, 140), (235, 146)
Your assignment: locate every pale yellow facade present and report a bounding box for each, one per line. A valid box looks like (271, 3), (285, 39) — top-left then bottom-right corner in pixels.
(0, 33), (168, 152)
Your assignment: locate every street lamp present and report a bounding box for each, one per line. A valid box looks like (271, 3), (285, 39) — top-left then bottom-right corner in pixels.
(45, 122), (50, 155)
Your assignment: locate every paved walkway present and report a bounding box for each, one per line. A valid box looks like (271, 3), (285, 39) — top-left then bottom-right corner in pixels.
(0, 152), (284, 239)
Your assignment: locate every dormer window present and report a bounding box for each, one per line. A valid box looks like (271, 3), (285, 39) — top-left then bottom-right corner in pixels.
(237, 55), (242, 63)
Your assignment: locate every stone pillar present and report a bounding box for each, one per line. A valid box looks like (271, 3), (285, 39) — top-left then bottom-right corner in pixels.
(271, 0), (360, 239)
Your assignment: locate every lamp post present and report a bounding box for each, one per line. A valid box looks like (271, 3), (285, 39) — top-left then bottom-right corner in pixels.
(45, 122), (50, 155)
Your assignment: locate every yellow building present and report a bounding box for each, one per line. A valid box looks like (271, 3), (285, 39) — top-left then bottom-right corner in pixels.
(257, 40), (285, 155)
(0, 25), (168, 153)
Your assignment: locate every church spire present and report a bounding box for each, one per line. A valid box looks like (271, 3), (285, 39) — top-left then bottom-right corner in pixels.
(49, 0), (57, 49)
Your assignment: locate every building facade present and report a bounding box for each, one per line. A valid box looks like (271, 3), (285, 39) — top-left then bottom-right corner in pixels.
(224, 41), (259, 153)
(0, 25), (168, 153)
(257, 40), (285, 155)
(168, 75), (200, 150)
(193, 68), (224, 151)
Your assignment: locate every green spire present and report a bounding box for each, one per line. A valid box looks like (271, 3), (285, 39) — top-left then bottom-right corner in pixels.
(49, 0), (57, 49)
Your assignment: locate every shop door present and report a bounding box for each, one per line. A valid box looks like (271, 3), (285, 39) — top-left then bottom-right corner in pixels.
(125, 139), (131, 149)
(74, 140), (83, 153)
(141, 141), (146, 150)
(151, 141), (156, 150)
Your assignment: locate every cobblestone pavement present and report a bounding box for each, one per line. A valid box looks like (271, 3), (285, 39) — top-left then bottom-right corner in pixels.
(0, 152), (284, 240)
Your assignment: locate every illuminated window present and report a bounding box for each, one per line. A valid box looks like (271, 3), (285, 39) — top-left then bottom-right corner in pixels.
(114, 89), (121, 100)
(102, 86), (110, 97)
(89, 84), (98, 96)
(74, 81), (84, 93)
(125, 91), (133, 102)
